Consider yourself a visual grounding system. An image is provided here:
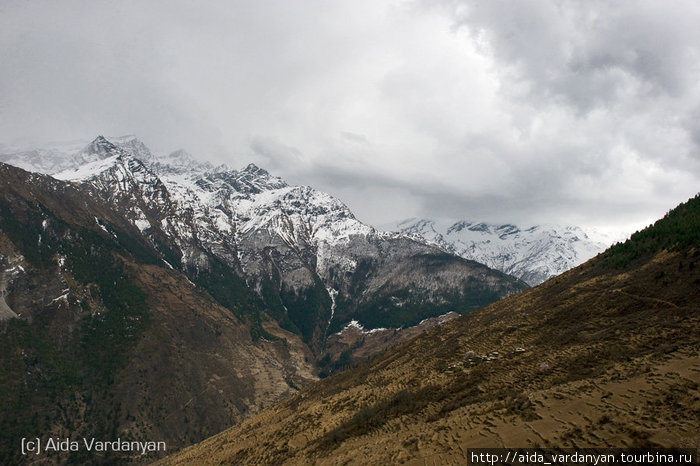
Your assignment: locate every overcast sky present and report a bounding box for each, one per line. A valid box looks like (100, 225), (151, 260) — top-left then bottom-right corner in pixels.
(1, 1), (699, 236)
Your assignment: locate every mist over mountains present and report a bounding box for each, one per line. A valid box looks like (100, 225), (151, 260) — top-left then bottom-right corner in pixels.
(2, 2), (699, 463)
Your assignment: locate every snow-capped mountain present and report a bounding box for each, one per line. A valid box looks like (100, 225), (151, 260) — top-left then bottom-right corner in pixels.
(385, 218), (608, 285)
(0, 134), (533, 456)
(1, 136), (526, 348)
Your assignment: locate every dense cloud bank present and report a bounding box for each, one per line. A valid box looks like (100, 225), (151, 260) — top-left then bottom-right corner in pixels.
(1, 0), (698, 232)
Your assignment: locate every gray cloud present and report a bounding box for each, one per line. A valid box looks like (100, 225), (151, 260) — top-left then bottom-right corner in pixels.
(448, 0), (700, 108)
(1, 0), (698, 235)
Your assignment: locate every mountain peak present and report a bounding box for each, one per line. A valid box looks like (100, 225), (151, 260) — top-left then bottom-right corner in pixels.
(242, 162), (267, 174)
(145, 149), (215, 175)
(232, 163), (287, 192)
(110, 135), (154, 163)
(53, 136), (159, 181)
(168, 148), (193, 160)
(81, 135), (118, 156)
(70, 136), (127, 169)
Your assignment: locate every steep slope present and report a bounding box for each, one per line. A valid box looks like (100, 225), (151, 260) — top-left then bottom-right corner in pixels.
(161, 195), (700, 465)
(0, 162), (316, 464)
(387, 218), (607, 285)
(145, 155), (527, 346)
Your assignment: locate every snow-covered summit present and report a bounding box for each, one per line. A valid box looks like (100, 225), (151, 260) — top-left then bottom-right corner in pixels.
(52, 136), (133, 181)
(0, 137), (106, 174)
(76, 135), (121, 161)
(194, 163), (289, 197)
(386, 218), (608, 285)
(109, 135), (155, 164)
(22, 135), (376, 276)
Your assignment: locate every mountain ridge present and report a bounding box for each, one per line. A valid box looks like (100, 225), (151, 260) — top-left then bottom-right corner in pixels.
(0, 161), (319, 462)
(385, 217), (608, 285)
(1, 135), (606, 288)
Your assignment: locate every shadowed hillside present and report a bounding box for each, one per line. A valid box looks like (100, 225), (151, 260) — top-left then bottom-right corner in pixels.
(160, 195), (700, 465)
(0, 163), (317, 464)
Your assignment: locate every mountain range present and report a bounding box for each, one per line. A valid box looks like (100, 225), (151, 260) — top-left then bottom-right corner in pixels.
(0, 136), (526, 462)
(385, 218), (608, 285)
(1, 136), (610, 290)
(1, 135), (694, 464)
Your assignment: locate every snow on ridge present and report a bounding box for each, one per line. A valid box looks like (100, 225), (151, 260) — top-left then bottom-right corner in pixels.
(4, 136), (402, 291)
(417, 311), (459, 326)
(334, 319), (388, 336)
(0, 140), (93, 174)
(385, 217), (609, 285)
(334, 311), (457, 337)
(51, 289), (70, 304)
(8, 135), (571, 288)
(53, 155), (121, 181)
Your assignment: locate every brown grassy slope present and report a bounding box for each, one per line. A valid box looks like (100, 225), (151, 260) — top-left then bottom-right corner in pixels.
(0, 163), (319, 463)
(159, 243), (700, 465)
(116, 260), (318, 450)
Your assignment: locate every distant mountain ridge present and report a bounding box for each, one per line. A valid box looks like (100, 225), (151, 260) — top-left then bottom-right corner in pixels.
(385, 217), (608, 285)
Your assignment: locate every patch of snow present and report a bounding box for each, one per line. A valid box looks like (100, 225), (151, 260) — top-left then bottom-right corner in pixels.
(346, 320), (363, 331)
(53, 154), (120, 180)
(51, 289), (70, 303)
(94, 217), (111, 235)
(326, 287), (337, 328)
(418, 311), (458, 326)
(366, 326), (389, 334)
(334, 319), (388, 335)
(134, 218), (151, 231)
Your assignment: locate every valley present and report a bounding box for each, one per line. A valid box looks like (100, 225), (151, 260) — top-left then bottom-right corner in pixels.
(160, 195), (700, 464)
(0, 136), (529, 463)
(3, 136), (691, 465)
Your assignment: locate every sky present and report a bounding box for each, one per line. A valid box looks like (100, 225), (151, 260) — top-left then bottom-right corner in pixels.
(1, 0), (699, 237)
